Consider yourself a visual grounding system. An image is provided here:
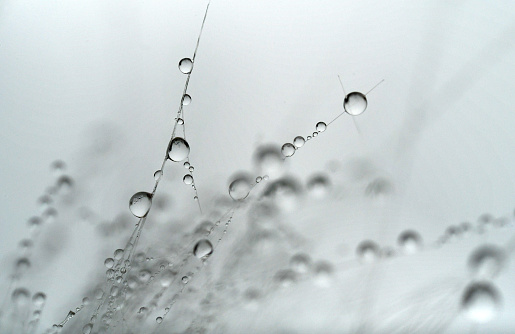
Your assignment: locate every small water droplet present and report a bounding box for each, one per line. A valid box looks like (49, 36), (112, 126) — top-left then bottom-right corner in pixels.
(229, 175), (252, 200)
(193, 239), (213, 259)
(397, 230), (422, 254)
(468, 245), (506, 279)
(184, 161), (190, 168)
(307, 174), (331, 198)
(344, 92), (368, 116)
(356, 240), (381, 263)
(307, 136), (312, 140)
(189, 166), (194, 172)
(32, 292), (46, 307)
(129, 192), (153, 218)
(176, 118), (184, 125)
(316, 122), (327, 132)
(461, 282), (501, 323)
(256, 176), (262, 183)
(178, 58), (193, 74)
(293, 136), (305, 148)
(182, 276), (189, 284)
(156, 316), (163, 324)
(82, 323), (93, 334)
(168, 137), (190, 162)
(290, 253), (311, 274)
(312, 132), (318, 137)
(281, 143), (295, 157)
(183, 174), (193, 185)
(12, 288), (30, 306)
(114, 249), (124, 260)
(104, 258), (115, 269)
(182, 94), (191, 105)
(154, 170), (163, 181)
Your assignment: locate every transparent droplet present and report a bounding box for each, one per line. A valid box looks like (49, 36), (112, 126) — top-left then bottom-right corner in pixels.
(281, 143), (295, 157)
(344, 92), (368, 116)
(193, 239), (213, 259)
(189, 166), (194, 172)
(183, 161), (190, 168)
(15, 257), (31, 274)
(312, 132), (318, 137)
(306, 174), (331, 198)
(183, 174), (193, 185)
(129, 192), (153, 218)
(307, 136), (312, 140)
(397, 230), (422, 254)
(94, 288), (104, 300)
(114, 249), (124, 260)
(461, 282), (501, 323)
(12, 288), (30, 306)
(316, 122), (327, 132)
(263, 177), (302, 211)
(154, 170), (163, 181)
(293, 136), (305, 148)
(314, 261), (334, 287)
(468, 245), (506, 279)
(256, 176), (262, 183)
(182, 276), (189, 284)
(178, 58), (193, 74)
(176, 118), (184, 125)
(19, 239), (33, 251)
(56, 175), (74, 194)
(104, 258), (115, 269)
(254, 145), (284, 178)
(274, 269), (296, 287)
(356, 240), (380, 263)
(32, 292), (46, 307)
(168, 137), (190, 162)
(229, 175), (252, 200)
(82, 323), (93, 334)
(156, 316), (163, 324)
(290, 253), (311, 274)
(182, 94), (191, 105)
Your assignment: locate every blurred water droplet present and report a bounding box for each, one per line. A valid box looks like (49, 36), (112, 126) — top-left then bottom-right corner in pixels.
(306, 174), (331, 198)
(32, 292), (46, 307)
(316, 122), (327, 132)
(168, 137), (190, 162)
(193, 239), (213, 259)
(12, 288), (30, 306)
(461, 282), (501, 323)
(82, 323), (93, 334)
(290, 253), (311, 274)
(397, 230), (422, 254)
(254, 145), (283, 178)
(293, 136), (305, 148)
(314, 261), (334, 287)
(56, 175), (74, 195)
(182, 94), (192, 105)
(129, 192), (153, 218)
(356, 240), (380, 263)
(344, 92), (367, 116)
(468, 245), (506, 279)
(178, 58), (193, 74)
(281, 143), (295, 157)
(274, 269), (296, 287)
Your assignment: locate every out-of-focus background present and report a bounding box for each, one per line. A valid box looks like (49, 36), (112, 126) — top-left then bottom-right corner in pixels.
(0, 0), (514, 333)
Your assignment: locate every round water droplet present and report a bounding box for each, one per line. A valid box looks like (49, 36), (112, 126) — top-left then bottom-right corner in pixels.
(193, 239), (213, 259)
(56, 175), (74, 194)
(12, 288), (30, 306)
(312, 132), (318, 137)
(16, 257), (31, 274)
(461, 282), (501, 323)
(306, 136), (312, 140)
(154, 170), (163, 181)
(314, 261), (334, 287)
(397, 230), (422, 253)
(129, 192), (152, 218)
(189, 166), (194, 172)
(356, 240), (381, 263)
(182, 94), (191, 105)
(307, 174), (331, 198)
(178, 58), (193, 74)
(182, 276), (189, 284)
(468, 245), (506, 279)
(104, 258), (115, 268)
(176, 118), (184, 125)
(156, 316), (163, 324)
(316, 122), (327, 132)
(256, 176), (262, 183)
(344, 92), (368, 116)
(254, 145), (284, 178)
(168, 137), (190, 162)
(82, 323), (93, 334)
(229, 175), (252, 200)
(183, 161), (190, 168)
(274, 269), (296, 287)
(32, 292), (46, 307)
(114, 249), (124, 260)
(281, 143), (295, 157)
(290, 253), (311, 274)
(293, 136), (305, 148)
(183, 174), (193, 185)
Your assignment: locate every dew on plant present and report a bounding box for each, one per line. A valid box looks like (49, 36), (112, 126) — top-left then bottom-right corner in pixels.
(167, 137), (190, 162)
(129, 192), (153, 218)
(281, 143), (296, 157)
(178, 58), (193, 74)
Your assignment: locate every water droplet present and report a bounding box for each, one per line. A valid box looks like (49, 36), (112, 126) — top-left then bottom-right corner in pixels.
(16, 257), (31, 274)
(281, 143), (295, 157)
(356, 240), (381, 263)
(397, 230), (422, 254)
(168, 137), (190, 162)
(293, 136), (305, 148)
(290, 253), (311, 274)
(461, 282), (501, 323)
(114, 249), (124, 260)
(256, 176), (262, 183)
(316, 122), (327, 132)
(182, 94), (191, 105)
(193, 239), (213, 259)
(104, 258), (115, 269)
(263, 177), (302, 211)
(178, 58), (193, 74)
(156, 316), (163, 324)
(176, 118), (184, 125)
(313, 261), (334, 287)
(56, 175), (74, 194)
(229, 175), (252, 200)
(32, 292), (46, 307)
(94, 288), (104, 300)
(19, 239), (33, 251)
(182, 276), (189, 284)
(307, 136), (312, 140)
(468, 245), (506, 279)
(12, 288), (30, 306)
(189, 166), (194, 172)
(139, 270), (151, 283)
(129, 192), (153, 218)
(254, 145), (284, 178)
(82, 297), (90, 305)
(183, 174), (194, 185)
(82, 323), (93, 334)
(274, 269), (296, 287)
(306, 174), (331, 198)
(344, 92), (368, 116)
(183, 161), (190, 168)
(312, 132), (318, 137)
(154, 170), (163, 181)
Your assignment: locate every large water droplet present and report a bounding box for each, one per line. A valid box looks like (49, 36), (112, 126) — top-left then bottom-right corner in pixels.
(168, 137), (190, 162)
(281, 143), (295, 157)
(344, 92), (368, 116)
(104, 258), (115, 268)
(397, 230), (422, 254)
(182, 94), (191, 105)
(293, 136), (305, 148)
(316, 121), (327, 132)
(183, 174), (193, 185)
(193, 239), (213, 259)
(468, 244), (506, 279)
(129, 192), (153, 218)
(461, 282), (501, 323)
(178, 58), (193, 74)
(229, 175), (252, 200)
